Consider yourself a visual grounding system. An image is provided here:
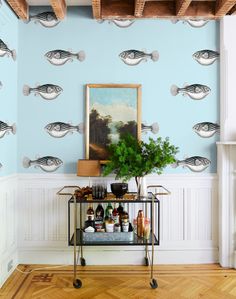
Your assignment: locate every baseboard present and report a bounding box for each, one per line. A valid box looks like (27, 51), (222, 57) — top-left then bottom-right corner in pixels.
(18, 246), (218, 265)
(0, 249), (18, 288)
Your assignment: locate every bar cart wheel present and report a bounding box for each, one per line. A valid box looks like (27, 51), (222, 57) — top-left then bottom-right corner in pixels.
(81, 257), (86, 267)
(144, 257), (149, 266)
(150, 278), (158, 289)
(73, 279), (82, 289)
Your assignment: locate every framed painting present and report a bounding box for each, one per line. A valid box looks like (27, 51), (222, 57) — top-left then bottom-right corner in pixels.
(86, 84), (141, 162)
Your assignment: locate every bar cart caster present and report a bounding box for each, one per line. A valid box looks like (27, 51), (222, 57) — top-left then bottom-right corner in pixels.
(73, 279), (82, 289)
(80, 257), (86, 267)
(150, 278), (158, 289)
(144, 257), (149, 266)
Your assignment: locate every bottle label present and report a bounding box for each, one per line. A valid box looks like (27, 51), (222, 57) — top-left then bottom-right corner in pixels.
(87, 214), (94, 220)
(113, 215), (119, 224)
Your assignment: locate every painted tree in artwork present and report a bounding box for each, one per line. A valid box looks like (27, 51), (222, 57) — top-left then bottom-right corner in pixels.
(116, 120), (137, 138)
(89, 109), (111, 159)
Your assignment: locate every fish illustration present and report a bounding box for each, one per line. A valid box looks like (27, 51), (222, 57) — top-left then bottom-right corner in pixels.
(193, 122), (220, 138)
(45, 122), (84, 138)
(0, 81), (2, 89)
(23, 84), (63, 100)
(193, 50), (220, 66)
(171, 84), (211, 100)
(171, 19), (209, 28)
(45, 50), (85, 66)
(119, 49), (159, 66)
(109, 19), (135, 28)
(0, 162), (2, 170)
(23, 156), (63, 172)
(25, 12), (60, 28)
(0, 39), (16, 61)
(0, 121), (16, 138)
(141, 122), (159, 134)
(172, 156), (211, 172)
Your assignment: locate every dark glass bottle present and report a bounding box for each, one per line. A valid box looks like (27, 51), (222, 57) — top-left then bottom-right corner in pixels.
(105, 203), (113, 218)
(117, 203), (124, 215)
(84, 216), (95, 230)
(87, 204), (94, 220)
(95, 204), (104, 220)
(112, 203), (119, 224)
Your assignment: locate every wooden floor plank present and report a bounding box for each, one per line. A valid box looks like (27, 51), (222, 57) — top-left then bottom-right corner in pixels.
(1, 264), (236, 299)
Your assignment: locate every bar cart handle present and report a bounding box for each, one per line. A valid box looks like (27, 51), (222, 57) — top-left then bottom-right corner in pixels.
(57, 185), (81, 196)
(147, 185), (171, 196)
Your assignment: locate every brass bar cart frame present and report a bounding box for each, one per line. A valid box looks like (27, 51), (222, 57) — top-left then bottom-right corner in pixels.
(57, 184), (170, 289)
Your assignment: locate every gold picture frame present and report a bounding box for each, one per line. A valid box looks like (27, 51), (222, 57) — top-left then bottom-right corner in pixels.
(86, 84), (142, 163)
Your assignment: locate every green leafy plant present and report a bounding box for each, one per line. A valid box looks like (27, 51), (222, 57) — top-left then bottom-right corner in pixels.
(103, 134), (178, 195)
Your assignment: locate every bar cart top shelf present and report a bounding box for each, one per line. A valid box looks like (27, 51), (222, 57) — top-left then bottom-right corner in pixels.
(69, 192), (160, 204)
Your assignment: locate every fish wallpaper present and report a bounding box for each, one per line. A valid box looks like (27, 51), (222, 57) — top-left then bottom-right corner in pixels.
(171, 83), (211, 100)
(0, 1), (18, 176)
(25, 11), (60, 28)
(45, 49), (85, 66)
(45, 122), (84, 138)
(23, 156), (63, 172)
(193, 122), (220, 138)
(119, 49), (159, 66)
(0, 38), (16, 60)
(1, 5), (219, 175)
(23, 83), (63, 100)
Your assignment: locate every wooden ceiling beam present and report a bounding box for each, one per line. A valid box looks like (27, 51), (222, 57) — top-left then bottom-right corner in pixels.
(102, 0), (134, 19)
(6, 0), (28, 20)
(135, 0), (145, 17)
(228, 3), (236, 14)
(92, 0), (101, 19)
(176, 0), (192, 16)
(50, 0), (66, 20)
(215, 0), (236, 16)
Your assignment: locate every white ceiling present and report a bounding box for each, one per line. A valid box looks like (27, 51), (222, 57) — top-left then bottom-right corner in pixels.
(27, 0), (92, 6)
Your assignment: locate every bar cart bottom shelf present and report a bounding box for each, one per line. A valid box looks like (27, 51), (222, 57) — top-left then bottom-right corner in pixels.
(69, 229), (159, 246)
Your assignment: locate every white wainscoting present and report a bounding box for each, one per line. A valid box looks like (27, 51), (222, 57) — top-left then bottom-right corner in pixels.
(0, 175), (18, 288)
(17, 173), (218, 265)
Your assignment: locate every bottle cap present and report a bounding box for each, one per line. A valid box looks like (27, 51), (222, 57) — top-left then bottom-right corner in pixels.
(137, 210), (144, 217)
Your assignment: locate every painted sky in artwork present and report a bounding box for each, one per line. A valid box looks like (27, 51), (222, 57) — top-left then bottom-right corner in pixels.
(90, 88), (138, 123)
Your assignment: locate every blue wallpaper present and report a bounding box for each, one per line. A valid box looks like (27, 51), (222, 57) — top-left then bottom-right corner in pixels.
(16, 7), (219, 174)
(0, 1), (18, 177)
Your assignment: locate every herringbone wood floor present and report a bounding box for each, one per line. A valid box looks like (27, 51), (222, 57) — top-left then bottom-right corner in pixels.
(1, 264), (236, 299)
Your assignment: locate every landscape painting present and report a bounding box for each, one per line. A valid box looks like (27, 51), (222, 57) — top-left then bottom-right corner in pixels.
(86, 84), (141, 161)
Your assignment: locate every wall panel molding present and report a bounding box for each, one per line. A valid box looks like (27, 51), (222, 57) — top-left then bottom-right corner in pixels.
(0, 175), (18, 287)
(17, 173), (218, 265)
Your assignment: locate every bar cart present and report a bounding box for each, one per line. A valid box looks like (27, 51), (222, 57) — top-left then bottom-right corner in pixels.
(57, 185), (170, 290)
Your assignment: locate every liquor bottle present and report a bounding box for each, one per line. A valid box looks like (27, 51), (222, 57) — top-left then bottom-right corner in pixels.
(105, 203), (113, 218)
(84, 217), (95, 232)
(87, 204), (94, 221)
(105, 215), (115, 233)
(121, 211), (129, 232)
(117, 203), (124, 215)
(95, 204), (104, 220)
(95, 204), (104, 232)
(112, 203), (119, 224)
(137, 210), (144, 238)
